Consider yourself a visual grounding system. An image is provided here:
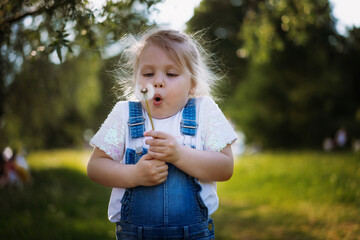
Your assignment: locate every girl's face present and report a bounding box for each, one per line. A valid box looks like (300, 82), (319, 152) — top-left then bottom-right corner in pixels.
(136, 43), (195, 119)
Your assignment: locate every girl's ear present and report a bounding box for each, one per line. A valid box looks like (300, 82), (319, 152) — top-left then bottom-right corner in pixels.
(189, 80), (196, 96)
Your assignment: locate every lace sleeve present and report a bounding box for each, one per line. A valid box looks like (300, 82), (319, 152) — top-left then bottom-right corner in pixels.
(90, 101), (127, 161)
(200, 97), (238, 152)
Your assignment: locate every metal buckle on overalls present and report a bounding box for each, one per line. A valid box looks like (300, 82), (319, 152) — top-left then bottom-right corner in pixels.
(127, 116), (145, 127)
(182, 135), (195, 148)
(180, 119), (198, 130)
(128, 116), (145, 155)
(135, 146), (143, 155)
(181, 119), (197, 148)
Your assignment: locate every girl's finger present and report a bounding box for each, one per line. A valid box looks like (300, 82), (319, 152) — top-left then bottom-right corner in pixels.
(151, 159), (166, 167)
(157, 175), (167, 184)
(145, 138), (167, 146)
(157, 164), (168, 173)
(149, 146), (167, 153)
(148, 150), (166, 160)
(144, 130), (169, 139)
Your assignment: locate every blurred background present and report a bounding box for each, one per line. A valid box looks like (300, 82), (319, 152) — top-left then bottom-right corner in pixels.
(1, 0), (359, 239)
(1, 0), (360, 151)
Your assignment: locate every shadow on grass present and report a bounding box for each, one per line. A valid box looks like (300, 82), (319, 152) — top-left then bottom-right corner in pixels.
(0, 168), (337, 240)
(213, 201), (321, 240)
(0, 169), (322, 240)
(0, 168), (114, 240)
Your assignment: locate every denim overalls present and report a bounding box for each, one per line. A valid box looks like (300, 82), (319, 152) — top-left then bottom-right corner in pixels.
(116, 99), (215, 240)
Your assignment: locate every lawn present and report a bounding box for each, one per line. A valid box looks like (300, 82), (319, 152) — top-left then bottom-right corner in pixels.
(0, 149), (359, 239)
(215, 151), (360, 240)
(0, 149), (114, 239)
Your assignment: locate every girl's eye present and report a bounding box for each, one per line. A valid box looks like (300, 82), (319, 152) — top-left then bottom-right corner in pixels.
(143, 73), (154, 77)
(167, 73), (178, 77)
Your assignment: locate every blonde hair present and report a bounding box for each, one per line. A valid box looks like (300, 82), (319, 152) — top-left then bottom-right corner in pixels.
(114, 28), (223, 100)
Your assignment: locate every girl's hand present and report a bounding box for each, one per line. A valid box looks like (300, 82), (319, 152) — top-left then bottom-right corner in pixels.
(134, 153), (168, 186)
(144, 130), (184, 164)
(144, 131), (234, 182)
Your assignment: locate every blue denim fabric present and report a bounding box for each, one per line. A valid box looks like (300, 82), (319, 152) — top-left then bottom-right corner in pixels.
(180, 98), (197, 137)
(116, 218), (215, 240)
(117, 148), (214, 239)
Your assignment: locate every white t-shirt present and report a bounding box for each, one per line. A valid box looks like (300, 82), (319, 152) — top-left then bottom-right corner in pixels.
(90, 96), (238, 222)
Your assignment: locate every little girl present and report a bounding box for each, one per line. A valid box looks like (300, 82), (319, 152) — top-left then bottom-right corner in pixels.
(87, 28), (238, 240)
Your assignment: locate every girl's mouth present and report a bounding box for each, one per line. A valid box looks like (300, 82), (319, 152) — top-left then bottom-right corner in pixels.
(153, 94), (163, 106)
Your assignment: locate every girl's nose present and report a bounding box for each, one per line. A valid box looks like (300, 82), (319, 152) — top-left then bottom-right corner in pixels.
(153, 76), (165, 88)
(154, 82), (164, 88)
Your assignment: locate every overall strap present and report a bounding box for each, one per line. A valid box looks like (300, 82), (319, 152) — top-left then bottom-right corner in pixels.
(181, 98), (198, 136)
(180, 98), (198, 148)
(128, 101), (145, 139)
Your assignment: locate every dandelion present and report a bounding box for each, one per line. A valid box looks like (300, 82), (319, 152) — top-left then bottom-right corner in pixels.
(135, 83), (155, 131)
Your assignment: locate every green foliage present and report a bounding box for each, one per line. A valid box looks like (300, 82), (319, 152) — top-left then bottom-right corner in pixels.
(0, 0), (160, 63)
(238, 0), (332, 64)
(187, 0), (249, 94)
(0, 0), (162, 150)
(49, 31), (72, 64)
(2, 53), (102, 149)
(188, 0), (360, 148)
(231, 45), (345, 147)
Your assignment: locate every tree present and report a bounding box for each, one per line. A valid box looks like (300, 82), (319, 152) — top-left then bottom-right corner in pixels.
(187, 0), (249, 100)
(188, 0), (360, 148)
(3, 53), (102, 148)
(0, 0), (162, 149)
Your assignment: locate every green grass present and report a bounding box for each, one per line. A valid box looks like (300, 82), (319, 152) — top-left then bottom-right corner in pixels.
(0, 149), (114, 240)
(214, 151), (360, 240)
(0, 150), (359, 239)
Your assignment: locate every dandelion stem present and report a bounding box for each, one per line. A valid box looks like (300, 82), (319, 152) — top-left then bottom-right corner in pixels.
(145, 98), (155, 131)
(141, 88), (155, 131)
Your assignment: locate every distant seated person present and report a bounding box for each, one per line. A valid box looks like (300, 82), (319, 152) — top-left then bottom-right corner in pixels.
(335, 127), (347, 149)
(2, 147), (31, 187)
